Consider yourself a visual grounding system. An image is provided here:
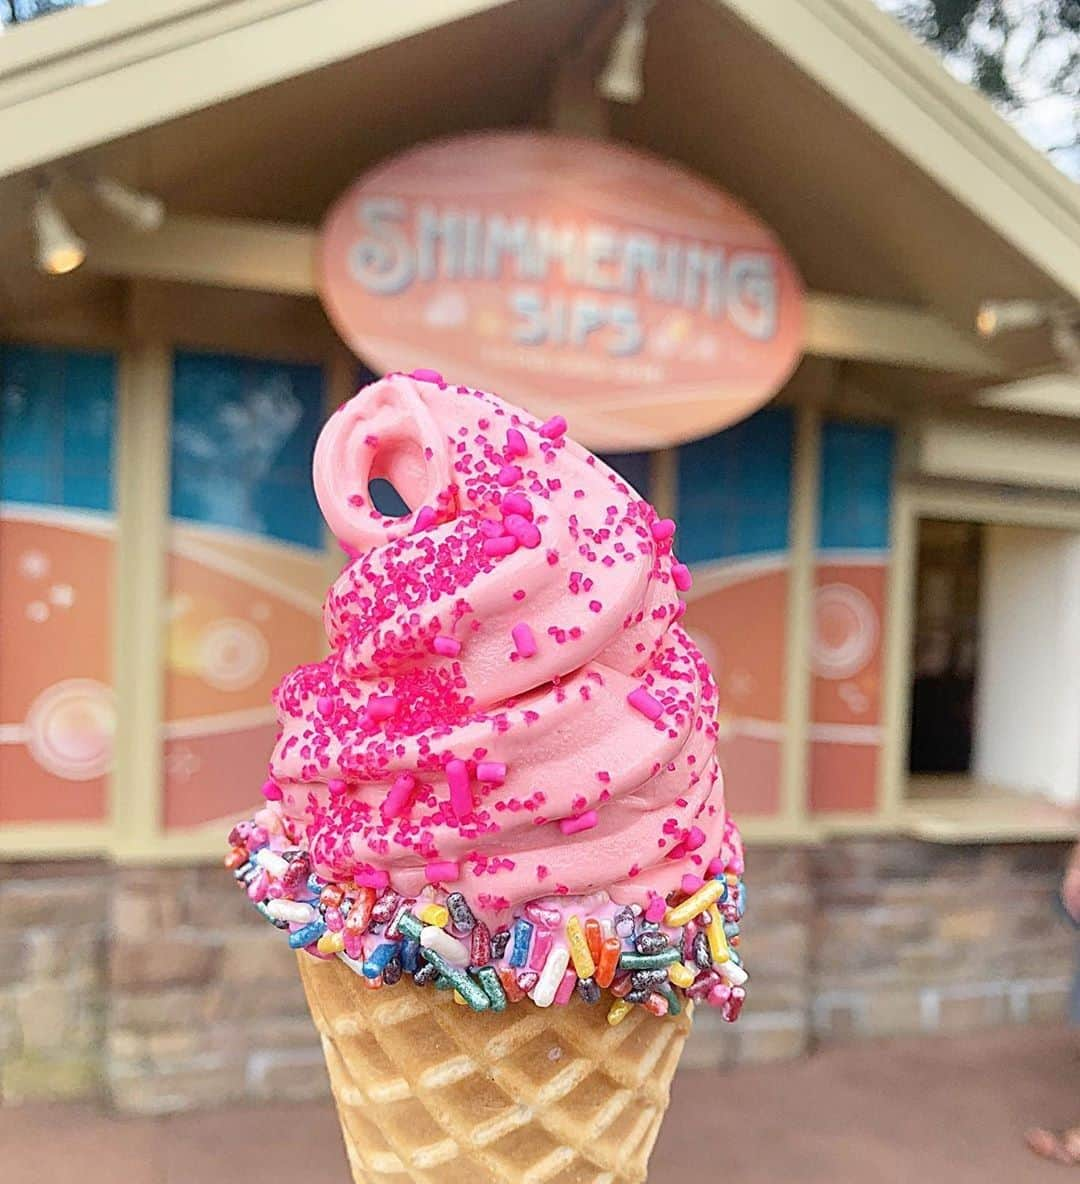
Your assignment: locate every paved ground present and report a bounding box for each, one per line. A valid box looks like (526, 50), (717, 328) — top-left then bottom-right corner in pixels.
(5, 1026), (1077, 1183)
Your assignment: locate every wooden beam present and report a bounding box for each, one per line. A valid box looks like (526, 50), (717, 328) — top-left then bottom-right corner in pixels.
(804, 293), (1003, 376)
(85, 212), (1004, 376)
(89, 214), (314, 295)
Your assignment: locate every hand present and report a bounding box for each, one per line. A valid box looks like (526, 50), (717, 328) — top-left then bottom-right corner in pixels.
(1064, 843), (1080, 924)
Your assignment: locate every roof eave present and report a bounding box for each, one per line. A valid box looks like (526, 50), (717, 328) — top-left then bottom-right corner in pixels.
(716, 0), (1080, 302)
(0, 0), (514, 183)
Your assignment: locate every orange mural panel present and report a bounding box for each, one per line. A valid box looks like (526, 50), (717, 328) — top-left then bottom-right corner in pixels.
(0, 515), (113, 823)
(163, 526), (326, 831)
(809, 561), (886, 813)
(164, 722), (280, 831)
(681, 564), (788, 817)
(808, 742), (878, 814)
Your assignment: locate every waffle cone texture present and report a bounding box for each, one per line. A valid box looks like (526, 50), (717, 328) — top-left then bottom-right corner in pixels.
(298, 953), (693, 1184)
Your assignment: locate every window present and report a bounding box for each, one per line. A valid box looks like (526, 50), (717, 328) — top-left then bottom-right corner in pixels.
(676, 407), (795, 818)
(0, 345), (117, 825)
(163, 352), (328, 831)
(809, 421), (894, 813)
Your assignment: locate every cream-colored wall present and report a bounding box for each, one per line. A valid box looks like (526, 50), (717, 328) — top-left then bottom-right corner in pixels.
(975, 524), (1080, 805)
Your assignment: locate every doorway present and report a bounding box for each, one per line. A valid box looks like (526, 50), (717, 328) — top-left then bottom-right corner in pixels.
(908, 519), (981, 775)
(907, 515), (1080, 805)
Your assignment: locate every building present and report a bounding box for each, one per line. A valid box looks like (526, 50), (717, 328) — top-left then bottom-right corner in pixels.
(0, 0), (1077, 1110)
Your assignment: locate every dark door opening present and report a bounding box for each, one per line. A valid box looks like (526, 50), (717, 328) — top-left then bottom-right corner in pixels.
(908, 519), (982, 775)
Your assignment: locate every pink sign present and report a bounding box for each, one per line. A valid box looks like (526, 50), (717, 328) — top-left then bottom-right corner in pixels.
(318, 132), (804, 450)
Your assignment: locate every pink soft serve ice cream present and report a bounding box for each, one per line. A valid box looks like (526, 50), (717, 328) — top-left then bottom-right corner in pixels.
(229, 368), (747, 1018)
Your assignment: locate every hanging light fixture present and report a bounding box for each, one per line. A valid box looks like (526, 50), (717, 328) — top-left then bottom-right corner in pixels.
(91, 175), (165, 232)
(975, 299), (1046, 337)
(32, 187), (86, 275)
(597, 0), (654, 104)
(976, 298), (1080, 374)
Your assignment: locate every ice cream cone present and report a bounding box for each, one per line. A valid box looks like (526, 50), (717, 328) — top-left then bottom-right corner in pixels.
(298, 953), (693, 1184)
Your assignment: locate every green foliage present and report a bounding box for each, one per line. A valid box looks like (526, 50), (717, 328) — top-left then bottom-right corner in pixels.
(886, 0), (1079, 166)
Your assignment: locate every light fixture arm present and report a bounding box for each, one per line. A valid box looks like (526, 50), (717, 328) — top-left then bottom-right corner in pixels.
(597, 0), (656, 105)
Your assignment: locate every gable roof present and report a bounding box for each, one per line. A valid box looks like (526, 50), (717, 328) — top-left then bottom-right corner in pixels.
(723, 0), (1080, 302)
(0, 0), (1076, 408)
(0, 0), (521, 179)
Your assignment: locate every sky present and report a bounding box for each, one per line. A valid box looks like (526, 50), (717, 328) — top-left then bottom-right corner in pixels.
(875, 0), (1080, 179)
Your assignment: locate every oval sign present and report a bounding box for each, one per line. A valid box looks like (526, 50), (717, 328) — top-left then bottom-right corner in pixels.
(317, 132), (804, 451)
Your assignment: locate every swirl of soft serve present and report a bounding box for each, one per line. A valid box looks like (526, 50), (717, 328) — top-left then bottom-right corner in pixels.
(270, 370), (730, 923)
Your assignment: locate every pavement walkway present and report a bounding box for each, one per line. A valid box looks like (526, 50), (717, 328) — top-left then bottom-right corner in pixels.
(4, 1026), (1077, 1183)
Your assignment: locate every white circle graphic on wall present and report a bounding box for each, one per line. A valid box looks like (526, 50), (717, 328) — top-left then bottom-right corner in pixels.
(25, 678), (116, 781)
(811, 583), (879, 680)
(197, 618), (269, 691)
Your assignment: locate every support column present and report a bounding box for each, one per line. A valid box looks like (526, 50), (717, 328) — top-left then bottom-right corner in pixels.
(110, 294), (170, 858)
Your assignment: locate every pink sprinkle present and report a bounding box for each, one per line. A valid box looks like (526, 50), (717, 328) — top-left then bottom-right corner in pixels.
(382, 774), (416, 818)
(506, 428), (528, 457)
(477, 761), (507, 785)
(539, 415), (567, 439)
(433, 635), (461, 657)
(410, 368), (443, 383)
(412, 506), (437, 534)
(504, 514), (541, 549)
(367, 695), (399, 722)
(425, 860), (460, 883)
(554, 968), (578, 1006)
(706, 857), (727, 877)
(354, 869), (390, 890)
(651, 518), (676, 541)
(588, 600), (602, 613)
(261, 779), (282, 802)
(446, 759), (473, 818)
(685, 826), (707, 851)
(497, 464), (522, 487)
(628, 687), (664, 720)
(681, 874), (704, 894)
(316, 696), (334, 718)
(708, 983), (732, 1008)
(672, 562), (693, 591)
(246, 870), (269, 901)
(327, 778), (347, 797)
(501, 492), (533, 519)
(644, 896), (668, 923)
(529, 929), (554, 971)
(512, 623), (537, 658)
(559, 810), (598, 835)
(483, 534), (518, 557)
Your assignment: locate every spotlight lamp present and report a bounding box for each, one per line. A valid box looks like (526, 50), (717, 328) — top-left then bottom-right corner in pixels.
(974, 299), (1046, 337)
(976, 298), (1080, 374)
(32, 188), (85, 275)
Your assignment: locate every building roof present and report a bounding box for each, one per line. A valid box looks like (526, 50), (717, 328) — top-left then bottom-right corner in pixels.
(1, 0), (1076, 412)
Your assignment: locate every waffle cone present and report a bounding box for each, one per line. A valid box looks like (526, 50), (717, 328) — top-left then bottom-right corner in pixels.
(298, 953), (692, 1184)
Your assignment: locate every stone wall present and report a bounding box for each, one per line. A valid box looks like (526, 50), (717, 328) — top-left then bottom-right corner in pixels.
(0, 860), (109, 1102)
(107, 865), (324, 1115)
(0, 838), (1074, 1110)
